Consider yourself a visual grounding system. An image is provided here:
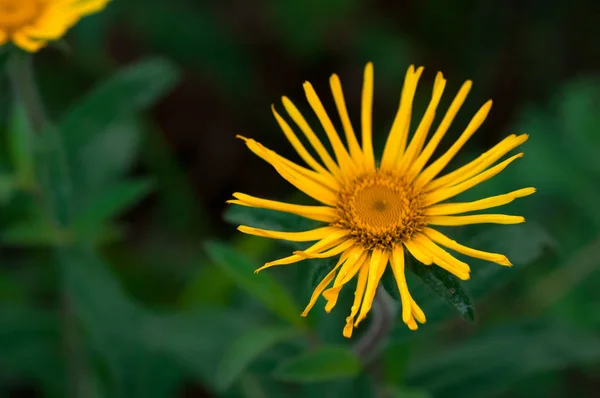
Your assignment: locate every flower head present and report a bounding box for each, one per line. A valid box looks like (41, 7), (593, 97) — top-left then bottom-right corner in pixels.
(229, 63), (535, 338)
(0, 0), (110, 52)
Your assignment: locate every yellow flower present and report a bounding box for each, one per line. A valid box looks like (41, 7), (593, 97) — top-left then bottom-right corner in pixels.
(0, 0), (110, 52)
(229, 63), (535, 338)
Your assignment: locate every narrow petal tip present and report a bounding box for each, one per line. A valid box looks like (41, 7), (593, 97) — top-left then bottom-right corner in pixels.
(499, 256), (513, 267)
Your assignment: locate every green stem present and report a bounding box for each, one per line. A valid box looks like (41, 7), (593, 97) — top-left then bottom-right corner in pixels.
(7, 51), (48, 134)
(353, 287), (396, 363)
(7, 50), (87, 398)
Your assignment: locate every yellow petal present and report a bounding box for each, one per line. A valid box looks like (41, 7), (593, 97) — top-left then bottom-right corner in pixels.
(69, 0), (111, 16)
(361, 62), (376, 170)
(422, 227), (512, 266)
(237, 225), (338, 242)
(427, 214), (525, 226)
(323, 250), (367, 312)
(293, 238), (356, 259)
(329, 74), (364, 166)
(397, 72), (446, 172)
(241, 138), (338, 205)
(425, 187), (536, 215)
(416, 100), (493, 188)
(282, 96), (341, 177)
(404, 239), (433, 265)
(426, 134), (529, 191)
(303, 82), (354, 172)
(408, 80), (473, 178)
(229, 193), (337, 223)
(355, 248), (389, 326)
(390, 247), (415, 327)
(414, 234), (471, 274)
(343, 260), (369, 338)
(255, 230), (349, 272)
(271, 106), (332, 177)
(424, 153), (524, 206)
(301, 255), (347, 316)
(12, 31), (46, 52)
(381, 65), (424, 169)
(413, 239), (471, 280)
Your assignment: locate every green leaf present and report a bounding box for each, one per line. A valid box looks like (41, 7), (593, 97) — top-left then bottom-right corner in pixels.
(69, 117), (143, 191)
(204, 241), (305, 328)
(73, 178), (155, 235)
(60, 58), (179, 150)
(216, 325), (299, 391)
(387, 386), (432, 398)
(273, 346), (361, 383)
(407, 320), (600, 398)
(224, 205), (321, 249)
(0, 305), (65, 396)
(407, 252), (475, 322)
(59, 58), (180, 191)
(59, 245), (258, 395)
(1, 218), (68, 246)
(0, 173), (16, 205)
(7, 102), (35, 190)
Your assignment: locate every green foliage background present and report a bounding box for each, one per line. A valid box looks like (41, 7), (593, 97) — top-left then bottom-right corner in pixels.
(1, 0), (599, 397)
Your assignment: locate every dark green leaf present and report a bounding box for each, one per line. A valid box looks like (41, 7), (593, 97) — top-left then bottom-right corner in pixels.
(59, 59), (180, 193)
(407, 252), (475, 322)
(7, 102), (35, 190)
(0, 305), (65, 396)
(407, 320), (600, 398)
(60, 58), (179, 150)
(224, 205), (321, 249)
(216, 325), (300, 391)
(73, 178), (155, 235)
(1, 218), (68, 246)
(204, 241), (306, 328)
(0, 173), (16, 204)
(274, 346), (361, 383)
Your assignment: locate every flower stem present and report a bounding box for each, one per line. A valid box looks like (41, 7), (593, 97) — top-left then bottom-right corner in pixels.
(7, 50), (89, 398)
(353, 286), (396, 363)
(7, 51), (48, 134)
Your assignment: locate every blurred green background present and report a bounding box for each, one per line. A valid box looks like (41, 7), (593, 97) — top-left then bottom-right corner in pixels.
(1, 0), (599, 397)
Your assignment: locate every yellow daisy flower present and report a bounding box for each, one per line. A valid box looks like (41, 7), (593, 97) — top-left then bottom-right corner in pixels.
(229, 63), (535, 338)
(0, 0), (111, 52)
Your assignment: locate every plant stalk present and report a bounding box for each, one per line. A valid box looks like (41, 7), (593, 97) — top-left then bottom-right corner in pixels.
(7, 50), (88, 398)
(353, 286), (396, 363)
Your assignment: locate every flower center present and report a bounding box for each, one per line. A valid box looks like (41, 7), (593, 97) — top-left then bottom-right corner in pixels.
(0, 0), (43, 30)
(335, 170), (426, 250)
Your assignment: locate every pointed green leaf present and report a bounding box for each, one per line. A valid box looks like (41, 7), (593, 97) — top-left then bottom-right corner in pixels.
(204, 241), (305, 328)
(216, 325), (299, 391)
(407, 252), (475, 322)
(73, 178), (155, 234)
(7, 102), (35, 190)
(59, 59), (180, 192)
(407, 320), (600, 398)
(273, 346), (361, 383)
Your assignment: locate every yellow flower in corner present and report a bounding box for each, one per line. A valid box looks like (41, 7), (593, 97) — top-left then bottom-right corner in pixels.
(0, 0), (111, 52)
(229, 63), (535, 338)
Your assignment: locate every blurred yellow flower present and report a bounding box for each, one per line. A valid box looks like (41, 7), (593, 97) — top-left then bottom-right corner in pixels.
(229, 63), (535, 338)
(0, 0), (110, 52)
